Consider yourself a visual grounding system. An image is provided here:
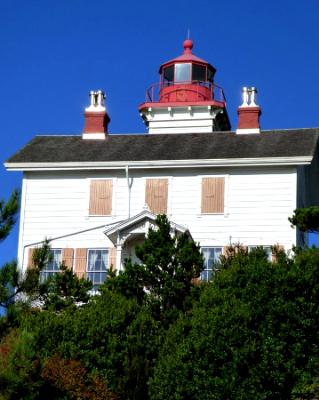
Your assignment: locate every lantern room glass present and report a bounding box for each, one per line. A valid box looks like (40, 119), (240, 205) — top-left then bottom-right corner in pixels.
(175, 63), (191, 82)
(192, 64), (207, 82)
(163, 65), (174, 83)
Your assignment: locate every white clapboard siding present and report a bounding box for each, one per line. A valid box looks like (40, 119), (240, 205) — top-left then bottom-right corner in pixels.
(19, 167), (298, 271)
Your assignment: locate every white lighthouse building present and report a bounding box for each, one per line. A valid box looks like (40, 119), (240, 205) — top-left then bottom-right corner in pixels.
(5, 39), (319, 286)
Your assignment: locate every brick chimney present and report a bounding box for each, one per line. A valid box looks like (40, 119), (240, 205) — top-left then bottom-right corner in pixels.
(236, 87), (261, 134)
(83, 90), (110, 139)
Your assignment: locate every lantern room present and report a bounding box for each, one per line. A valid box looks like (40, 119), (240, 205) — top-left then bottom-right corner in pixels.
(159, 39), (216, 103)
(139, 39), (231, 134)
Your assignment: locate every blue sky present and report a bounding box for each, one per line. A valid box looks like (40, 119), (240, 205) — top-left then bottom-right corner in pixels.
(1, 0), (319, 265)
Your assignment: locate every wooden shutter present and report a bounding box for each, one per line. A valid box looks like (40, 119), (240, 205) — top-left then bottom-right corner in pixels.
(192, 277), (200, 285)
(272, 245), (284, 262)
(201, 177), (225, 214)
(108, 247), (117, 272)
(74, 248), (87, 278)
(62, 248), (74, 270)
(145, 179), (168, 214)
(27, 248), (35, 269)
(89, 180), (113, 215)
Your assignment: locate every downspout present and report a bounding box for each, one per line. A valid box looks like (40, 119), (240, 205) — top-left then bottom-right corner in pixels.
(125, 165), (133, 218)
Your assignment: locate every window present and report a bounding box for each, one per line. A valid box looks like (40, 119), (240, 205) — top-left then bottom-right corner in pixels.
(87, 249), (108, 291)
(207, 68), (214, 81)
(163, 65), (174, 83)
(201, 177), (225, 214)
(192, 64), (206, 82)
(40, 249), (62, 282)
(89, 180), (113, 215)
(145, 179), (168, 214)
(201, 247), (222, 281)
(175, 63), (191, 82)
(248, 246), (272, 261)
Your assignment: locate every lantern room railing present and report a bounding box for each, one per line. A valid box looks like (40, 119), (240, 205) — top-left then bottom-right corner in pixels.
(144, 81), (227, 105)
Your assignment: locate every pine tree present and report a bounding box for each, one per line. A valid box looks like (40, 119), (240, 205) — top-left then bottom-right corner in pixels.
(105, 214), (203, 314)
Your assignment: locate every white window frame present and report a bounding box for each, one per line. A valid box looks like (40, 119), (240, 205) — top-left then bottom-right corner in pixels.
(200, 247), (223, 281)
(40, 248), (62, 282)
(86, 248), (109, 291)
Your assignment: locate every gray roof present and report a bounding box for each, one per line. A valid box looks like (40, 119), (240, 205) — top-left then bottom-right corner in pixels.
(5, 129), (319, 164)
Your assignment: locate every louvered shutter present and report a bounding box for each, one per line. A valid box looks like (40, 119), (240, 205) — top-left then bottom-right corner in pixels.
(27, 248), (35, 269)
(108, 247), (117, 272)
(201, 177), (225, 214)
(272, 245), (284, 262)
(75, 248), (87, 278)
(89, 180), (113, 215)
(145, 179), (168, 214)
(62, 248), (74, 270)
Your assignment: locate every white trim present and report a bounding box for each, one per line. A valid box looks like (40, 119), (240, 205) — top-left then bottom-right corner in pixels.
(82, 133), (106, 140)
(104, 210), (188, 237)
(18, 175), (27, 270)
(86, 248), (109, 289)
(5, 156), (313, 171)
(236, 128), (260, 134)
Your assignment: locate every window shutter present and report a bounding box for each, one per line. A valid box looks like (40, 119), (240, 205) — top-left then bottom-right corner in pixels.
(75, 248), (87, 278)
(108, 247), (117, 272)
(272, 245), (284, 262)
(145, 179), (168, 214)
(89, 180), (113, 215)
(27, 248), (35, 269)
(201, 177), (225, 214)
(62, 248), (74, 270)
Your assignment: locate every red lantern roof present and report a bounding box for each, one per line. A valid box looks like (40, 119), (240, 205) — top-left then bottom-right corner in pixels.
(159, 39), (216, 75)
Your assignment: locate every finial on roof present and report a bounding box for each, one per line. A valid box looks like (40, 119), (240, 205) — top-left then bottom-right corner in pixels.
(183, 38), (193, 54)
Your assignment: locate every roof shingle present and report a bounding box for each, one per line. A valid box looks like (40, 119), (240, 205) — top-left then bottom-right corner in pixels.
(5, 129), (319, 164)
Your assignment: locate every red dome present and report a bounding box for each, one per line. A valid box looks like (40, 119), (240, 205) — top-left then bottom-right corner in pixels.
(183, 39), (193, 53)
(159, 39), (216, 75)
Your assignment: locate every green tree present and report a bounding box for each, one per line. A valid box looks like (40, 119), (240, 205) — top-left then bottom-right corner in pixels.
(0, 190), (19, 242)
(150, 246), (319, 400)
(105, 214), (203, 315)
(289, 206), (319, 232)
(0, 290), (161, 400)
(0, 191), (47, 316)
(0, 215), (202, 400)
(40, 263), (92, 312)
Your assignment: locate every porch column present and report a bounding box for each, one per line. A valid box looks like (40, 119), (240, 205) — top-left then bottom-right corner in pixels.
(115, 245), (122, 273)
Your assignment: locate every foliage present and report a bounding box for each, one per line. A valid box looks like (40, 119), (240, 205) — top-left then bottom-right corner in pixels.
(104, 214), (203, 316)
(0, 290), (163, 400)
(3, 209), (319, 399)
(289, 206), (319, 232)
(40, 263), (92, 312)
(0, 190), (19, 242)
(0, 328), (40, 400)
(150, 246), (319, 400)
(41, 355), (117, 400)
(1, 237), (92, 338)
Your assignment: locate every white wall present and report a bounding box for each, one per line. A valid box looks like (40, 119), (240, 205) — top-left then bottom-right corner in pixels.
(18, 166), (297, 270)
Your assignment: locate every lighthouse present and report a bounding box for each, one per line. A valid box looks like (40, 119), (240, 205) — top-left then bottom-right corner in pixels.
(139, 39), (231, 134)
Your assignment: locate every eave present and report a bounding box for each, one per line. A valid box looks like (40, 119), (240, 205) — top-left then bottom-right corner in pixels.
(4, 156), (313, 171)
